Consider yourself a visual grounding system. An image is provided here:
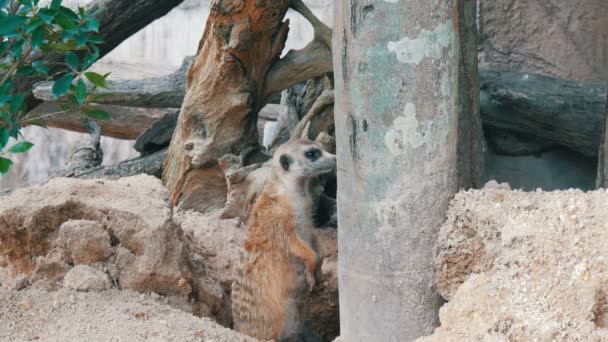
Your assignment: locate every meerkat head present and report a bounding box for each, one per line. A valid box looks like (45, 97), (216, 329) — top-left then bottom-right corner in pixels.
(273, 139), (336, 179)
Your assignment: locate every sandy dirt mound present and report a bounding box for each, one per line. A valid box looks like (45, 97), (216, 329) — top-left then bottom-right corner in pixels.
(0, 284), (256, 342)
(418, 181), (608, 341)
(0, 175), (226, 321)
(0, 175), (338, 340)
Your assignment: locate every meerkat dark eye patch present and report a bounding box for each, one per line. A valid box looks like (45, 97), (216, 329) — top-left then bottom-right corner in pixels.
(280, 154), (292, 171)
(304, 148), (321, 161)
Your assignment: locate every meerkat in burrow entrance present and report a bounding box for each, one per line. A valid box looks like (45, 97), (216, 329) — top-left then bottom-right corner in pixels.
(231, 139), (337, 341)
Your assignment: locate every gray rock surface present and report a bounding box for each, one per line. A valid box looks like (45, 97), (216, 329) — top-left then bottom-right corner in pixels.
(479, 0), (608, 82)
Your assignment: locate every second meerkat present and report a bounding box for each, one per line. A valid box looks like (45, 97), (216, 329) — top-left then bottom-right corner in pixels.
(231, 139), (336, 341)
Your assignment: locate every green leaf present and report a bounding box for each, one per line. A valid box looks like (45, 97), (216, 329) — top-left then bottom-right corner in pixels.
(0, 0), (10, 10)
(8, 141), (33, 153)
(65, 51), (79, 70)
(16, 66), (35, 76)
(10, 39), (24, 57)
(55, 14), (78, 32)
(84, 72), (108, 88)
(50, 0), (61, 10)
(58, 7), (79, 21)
(9, 93), (24, 113)
(32, 61), (49, 76)
(82, 17), (99, 33)
(0, 16), (26, 35)
(24, 17), (43, 33)
(8, 124), (20, 139)
(75, 32), (87, 47)
(0, 127), (8, 149)
(0, 41), (8, 55)
(31, 26), (45, 48)
(18, 0), (33, 9)
(38, 8), (56, 24)
(0, 81), (12, 96)
(0, 157), (13, 174)
(82, 51), (98, 69)
(51, 73), (73, 98)
(49, 40), (77, 52)
(75, 78), (86, 104)
(87, 35), (103, 44)
(82, 106), (110, 121)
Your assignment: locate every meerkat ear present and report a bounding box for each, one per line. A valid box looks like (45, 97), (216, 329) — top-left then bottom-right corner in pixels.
(279, 154), (292, 171)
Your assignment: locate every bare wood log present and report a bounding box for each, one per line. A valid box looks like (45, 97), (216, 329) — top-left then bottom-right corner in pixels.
(162, 0), (332, 211)
(53, 149), (166, 180)
(28, 102), (173, 139)
(481, 70), (607, 157)
(33, 57), (193, 109)
(19, 0), (186, 111)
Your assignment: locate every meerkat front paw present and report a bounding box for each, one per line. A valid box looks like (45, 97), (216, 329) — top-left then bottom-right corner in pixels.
(306, 271), (316, 292)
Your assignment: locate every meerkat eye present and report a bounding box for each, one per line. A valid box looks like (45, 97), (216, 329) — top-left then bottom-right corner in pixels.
(279, 154), (292, 171)
(305, 148), (321, 161)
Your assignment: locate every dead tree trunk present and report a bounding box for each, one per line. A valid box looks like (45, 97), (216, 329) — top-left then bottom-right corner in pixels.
(334, 0), (482, 340)
(597, 89), (608, 188)
(162, 0), (332, 211)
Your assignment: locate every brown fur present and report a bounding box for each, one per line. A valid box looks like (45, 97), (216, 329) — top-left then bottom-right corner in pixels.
(232, 140), (335, 341)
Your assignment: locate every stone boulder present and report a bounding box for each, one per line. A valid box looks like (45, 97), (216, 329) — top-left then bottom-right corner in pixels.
(56, 220), (112, 265)
(64, 265), (112, 291)
(0, 175), (226, 322)
(419, 182), (608, 340)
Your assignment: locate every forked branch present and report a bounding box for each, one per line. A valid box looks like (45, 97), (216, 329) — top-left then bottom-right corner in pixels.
(264, 0), (333, 99)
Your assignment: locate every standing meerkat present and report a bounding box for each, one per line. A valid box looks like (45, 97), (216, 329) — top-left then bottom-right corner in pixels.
(231, 139), (337, 341)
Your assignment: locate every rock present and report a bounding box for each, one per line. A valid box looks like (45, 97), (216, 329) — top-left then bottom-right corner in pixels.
(13, 274), (29, 291)
(479, 0), (607, 82)
(64, 266), (112, 291)
(0, 175), (227, 323)
(134, 110), (179, 155)
(420, 187), (608, 340)
(57, 220), (112, 265)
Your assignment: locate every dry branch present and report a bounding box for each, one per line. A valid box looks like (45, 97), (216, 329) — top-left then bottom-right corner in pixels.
(290, 89), (334, 140)
(27, 102), (173, 139)
(263, 0), (333, 98)
(19, 0), (186, 110)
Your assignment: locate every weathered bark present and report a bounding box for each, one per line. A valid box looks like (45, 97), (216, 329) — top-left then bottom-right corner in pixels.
(162, 0), (332, 211)
(481, 70), (607, 157)
(28, 102), (173, 139)
(334, 0), (481, 340)
(19, 0), (186, 110)
(596, 89), (608, 188)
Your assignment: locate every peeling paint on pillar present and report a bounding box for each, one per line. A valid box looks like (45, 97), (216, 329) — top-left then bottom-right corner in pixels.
(387, 21), (454, 64)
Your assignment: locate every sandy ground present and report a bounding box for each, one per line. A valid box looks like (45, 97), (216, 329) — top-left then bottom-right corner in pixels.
(0, 269), (255, 342)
